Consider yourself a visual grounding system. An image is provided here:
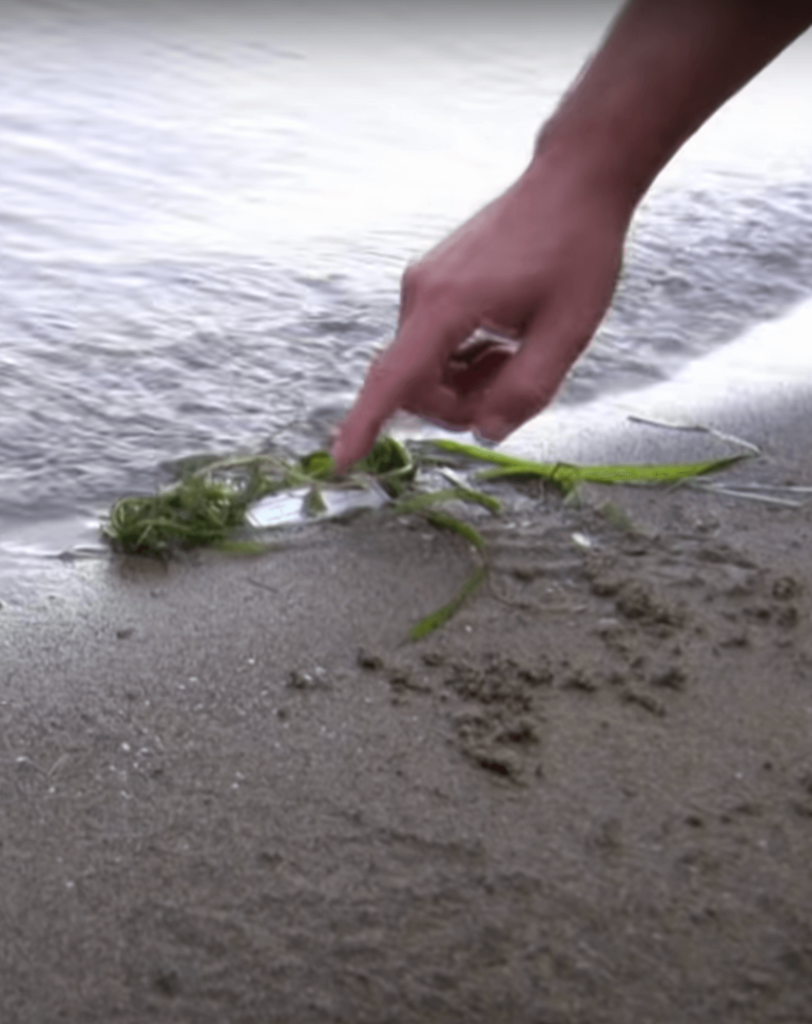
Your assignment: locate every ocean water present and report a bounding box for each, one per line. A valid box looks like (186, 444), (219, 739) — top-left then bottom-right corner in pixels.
(2, 0), (812, 576)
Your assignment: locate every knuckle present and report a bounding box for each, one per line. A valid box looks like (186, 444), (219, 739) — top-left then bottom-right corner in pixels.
(401, 263), (468, 316)
(365, 354), (400, 391)
(499, 377), (554, 420)
(365, 349), (426, 401)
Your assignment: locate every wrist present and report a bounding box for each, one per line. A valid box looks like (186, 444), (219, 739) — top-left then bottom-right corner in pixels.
(521, 111), (647, 233)
(530, 53), (681, 219)
(529, 0), (812, 217)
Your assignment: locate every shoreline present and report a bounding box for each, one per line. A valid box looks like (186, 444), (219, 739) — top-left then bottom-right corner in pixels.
(5, 293), (812, 612)
(3, 385), (812, 1022)
(4, 297), (812, 1020)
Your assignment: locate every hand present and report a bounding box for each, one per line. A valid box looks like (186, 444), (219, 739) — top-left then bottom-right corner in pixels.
(331, 153), (632, 472)
(331, 0), (812, 474)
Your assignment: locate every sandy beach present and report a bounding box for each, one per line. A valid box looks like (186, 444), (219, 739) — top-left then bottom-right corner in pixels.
(2, 396), (812, 1024)
(3, 3), (812, 1019)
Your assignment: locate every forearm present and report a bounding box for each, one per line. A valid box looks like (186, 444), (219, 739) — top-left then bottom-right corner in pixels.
(535, 0), (812, 209)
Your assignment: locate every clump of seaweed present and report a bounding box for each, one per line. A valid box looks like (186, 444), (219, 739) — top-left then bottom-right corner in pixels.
(105, 474), (254, 559)
(102, 437), (423, 558)
(102, 436), (748, 638)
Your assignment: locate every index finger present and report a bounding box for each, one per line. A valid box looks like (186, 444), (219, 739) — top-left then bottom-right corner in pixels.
(331, 309), (472, 472)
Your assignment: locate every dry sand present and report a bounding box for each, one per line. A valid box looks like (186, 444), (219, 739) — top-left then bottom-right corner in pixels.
(2, 414), (812, 1023)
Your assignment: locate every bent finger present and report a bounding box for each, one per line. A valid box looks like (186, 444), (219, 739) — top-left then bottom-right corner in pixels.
(471, 312), (593, 442)
(444, 338), (519, 397)
(401, 380), (477, 430)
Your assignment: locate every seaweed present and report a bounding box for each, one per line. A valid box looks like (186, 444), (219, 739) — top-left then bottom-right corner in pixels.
(105, 475), (255, 559)
(430, 439), (747, 494)
(102, 434), (749, 638)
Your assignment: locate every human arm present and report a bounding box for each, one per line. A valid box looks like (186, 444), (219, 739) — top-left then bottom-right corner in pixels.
(331, 0), (812, 471)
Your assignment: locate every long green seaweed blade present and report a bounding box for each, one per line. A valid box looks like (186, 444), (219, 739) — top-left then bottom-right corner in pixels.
(429, 441), (582, 491)
(424, 508), (488, 552)
(434, 437), (746, 480)
(403, 507), (488, 639)
(409, 565), (488, 641)
(579, 456), (747, 483)
(393, 487), (501, 517)
(430, 439), (532, 467)
(477, 455), (747, 488)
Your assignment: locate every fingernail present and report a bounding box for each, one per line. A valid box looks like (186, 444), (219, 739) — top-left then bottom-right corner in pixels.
(475, 417), (511, 444)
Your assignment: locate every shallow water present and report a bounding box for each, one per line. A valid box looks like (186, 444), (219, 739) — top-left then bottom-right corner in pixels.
(2, 0), (812, 577)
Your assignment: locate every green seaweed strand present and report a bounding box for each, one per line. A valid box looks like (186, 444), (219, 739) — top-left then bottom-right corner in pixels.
(102, 433), (750, 637)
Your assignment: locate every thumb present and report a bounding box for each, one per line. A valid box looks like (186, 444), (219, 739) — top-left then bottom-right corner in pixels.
(472, 314), (591, 442)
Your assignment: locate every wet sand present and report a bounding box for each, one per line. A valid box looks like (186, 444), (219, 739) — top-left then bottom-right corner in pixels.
(2, 400), (812, 1024)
